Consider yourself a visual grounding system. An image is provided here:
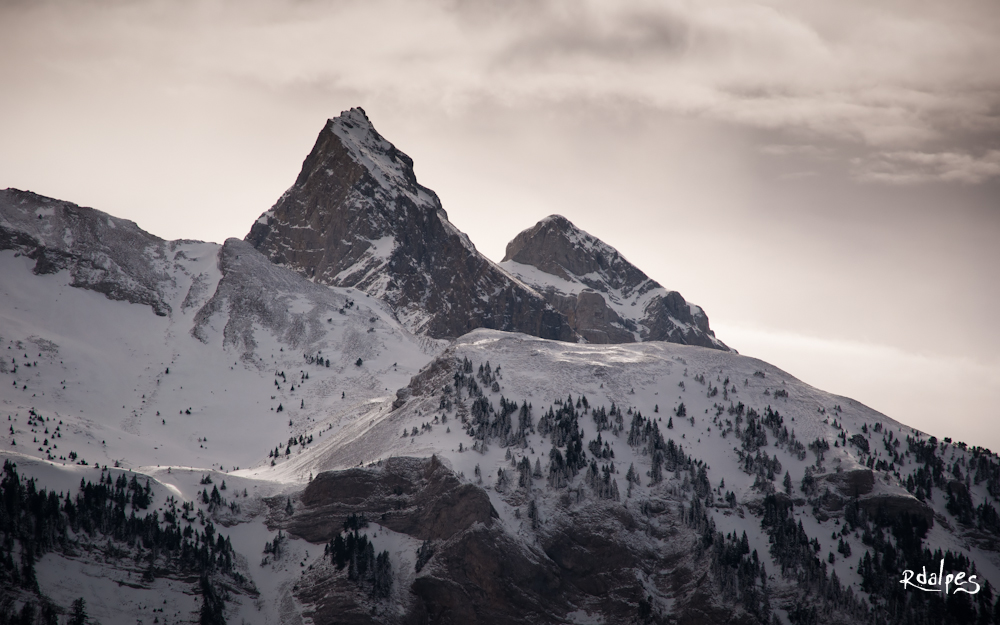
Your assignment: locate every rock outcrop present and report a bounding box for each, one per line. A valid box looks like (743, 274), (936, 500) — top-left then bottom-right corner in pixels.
(286, 456), (497, 543)
(0, 188), (175, 316)
(818, 468), (876, 498)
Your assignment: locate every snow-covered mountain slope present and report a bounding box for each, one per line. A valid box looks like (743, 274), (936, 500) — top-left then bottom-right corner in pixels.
(245, 108), (577, 343)
(1, 190), (442, 476)
(1, 189), (449, 624)
(501, 215), (728, 350)
(271, 329), (1000, 624)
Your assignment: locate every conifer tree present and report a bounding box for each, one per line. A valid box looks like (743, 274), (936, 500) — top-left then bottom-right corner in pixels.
(69, 598), (87, 625)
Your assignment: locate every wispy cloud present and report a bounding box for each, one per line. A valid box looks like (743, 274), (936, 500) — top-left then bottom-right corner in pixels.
(775, 170), (819, 181)
(759, 144), (832, 157)
(856, 150), (1000, 184)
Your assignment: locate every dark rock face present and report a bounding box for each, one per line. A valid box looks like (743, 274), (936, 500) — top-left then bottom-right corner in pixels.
(284, 457), (569, 625)
(282, 458), (741, 625)
(296, 519), (568, 625)
(541, 289), (637, 344)
(501, 215), (728, 350)
(288, 456), (497, 543)
(859, 494), (934, 525)
(811, 468), (933, 526)
(818, 468), (876, 498)
(0, 188), (175, 316)
(409, 524), (568, 625)
(246, 108), (576, 343)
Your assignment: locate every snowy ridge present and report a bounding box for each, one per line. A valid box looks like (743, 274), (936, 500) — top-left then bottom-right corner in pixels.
(0, 188), (181, 316)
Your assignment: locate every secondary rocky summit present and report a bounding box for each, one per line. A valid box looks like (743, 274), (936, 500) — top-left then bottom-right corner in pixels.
(246, 108), (575, 342)
(502, 215), (727, 349)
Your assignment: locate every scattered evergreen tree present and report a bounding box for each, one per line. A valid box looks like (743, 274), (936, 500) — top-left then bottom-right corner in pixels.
(372, 550), (393, 598)
(199, 574), (226, 625)
(68, 599), (87, 625)
(415, 539), (434, 573)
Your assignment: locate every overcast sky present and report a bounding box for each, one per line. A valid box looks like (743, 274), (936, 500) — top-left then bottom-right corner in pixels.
(2, 0), (998, 448)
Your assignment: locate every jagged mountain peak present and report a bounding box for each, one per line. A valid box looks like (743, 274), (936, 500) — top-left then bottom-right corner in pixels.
(282, 107), (441, 220)
(334, 105), (371, 126)
(246, 110), (576, 342)
(317, 107), (434, 209)
(501, 214), (728, 349)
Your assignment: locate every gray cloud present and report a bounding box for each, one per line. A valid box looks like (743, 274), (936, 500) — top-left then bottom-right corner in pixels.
(3, 0), (996, 179)
(495, 5), (692, 65)
(759, 144), (832, 157)
(480, 0), (1000, 158)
